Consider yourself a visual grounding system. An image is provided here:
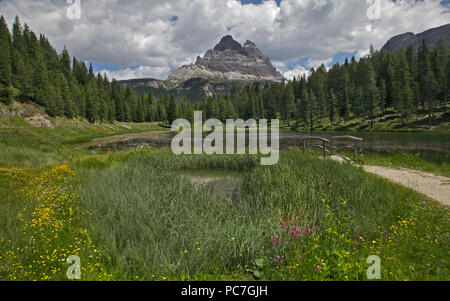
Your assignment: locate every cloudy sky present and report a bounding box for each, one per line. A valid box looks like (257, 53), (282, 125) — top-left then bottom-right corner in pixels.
(0, 0), (449, 80)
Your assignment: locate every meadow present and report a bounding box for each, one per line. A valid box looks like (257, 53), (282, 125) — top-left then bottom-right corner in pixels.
(0, 125), (449, 281)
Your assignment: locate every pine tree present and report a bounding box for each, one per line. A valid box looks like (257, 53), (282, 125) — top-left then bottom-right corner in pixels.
(280, 85), (294, 126)
(158, 103), (167, 122)
(60, 46), (72, 81)
(379, 79), (387, 114)
(338, 67), (350, 123)
(167, 95), (178, 124)
(418, 39), (438, 127)
(0, 16), (12, 103)
(86, 81), (99, 123)
(364, 60), (379, 128)
(328, 89), (336, 126)
(418, 39), (430, 110)
(57, 73), (75, 118)
(308, 90), (315, 132)
(32, 50), (50, 107)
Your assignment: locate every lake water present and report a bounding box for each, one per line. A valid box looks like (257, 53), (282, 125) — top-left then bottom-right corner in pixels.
(180, 169), (244, 201)
(279, 132), (450, 152)
(89, 130), (449, 163)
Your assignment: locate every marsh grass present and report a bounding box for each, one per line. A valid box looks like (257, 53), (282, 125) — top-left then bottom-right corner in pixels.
(75, 154), (274, 280)
(73, 150), (449, 280)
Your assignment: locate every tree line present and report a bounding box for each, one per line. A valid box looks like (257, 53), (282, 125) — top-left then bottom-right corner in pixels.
(1, 16), (448, 129)
(0, 16), (177, 123)
(192, 40), (449, 130)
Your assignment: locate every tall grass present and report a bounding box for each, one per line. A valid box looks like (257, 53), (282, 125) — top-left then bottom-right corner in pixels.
(74, 150), (449, 280)
(244, 151), (421, 230)
(75, 153), (273, 280)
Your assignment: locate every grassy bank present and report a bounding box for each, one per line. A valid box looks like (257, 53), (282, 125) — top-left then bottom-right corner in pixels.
(355, 150), (450, 178)
(0, 121), (166, 168)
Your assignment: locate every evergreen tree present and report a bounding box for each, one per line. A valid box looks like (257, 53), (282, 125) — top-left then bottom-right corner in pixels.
(0, 16), (12, 103)
(364, 60), (379, 128)
(167, 95), (178, 124)
(158, 103), (167, 122)
(328, 89), (336, 126)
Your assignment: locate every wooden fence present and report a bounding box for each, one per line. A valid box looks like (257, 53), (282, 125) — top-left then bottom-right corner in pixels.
(298, 135), (363, 159)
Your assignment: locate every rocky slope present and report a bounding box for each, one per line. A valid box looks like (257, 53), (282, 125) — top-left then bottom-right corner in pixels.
(168, 35), (284, 85)
(382, 23), (450, 53)
(119, 35), (284, 101)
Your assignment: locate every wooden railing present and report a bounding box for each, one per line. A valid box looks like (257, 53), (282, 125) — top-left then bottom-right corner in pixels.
(298, 135), (363, 159)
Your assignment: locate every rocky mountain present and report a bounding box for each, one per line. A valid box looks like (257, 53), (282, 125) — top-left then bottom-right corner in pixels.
(168, 35), (284, 85)
(381, 23), (450, 53)
(119, 35), (284, 101)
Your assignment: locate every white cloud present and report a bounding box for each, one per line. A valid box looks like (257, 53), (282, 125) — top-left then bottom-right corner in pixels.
(0, 0), (448, 80)
(98, 66), (172, 81)
(273, 61), (310, 80)
(306, 58), (333, 70)
(283, 66), (310, 80)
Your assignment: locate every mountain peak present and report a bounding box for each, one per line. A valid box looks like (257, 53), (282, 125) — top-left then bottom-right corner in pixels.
(169, 35), (284, 84)
(244, 40), (256, 46)
(213, 35), (247, 55)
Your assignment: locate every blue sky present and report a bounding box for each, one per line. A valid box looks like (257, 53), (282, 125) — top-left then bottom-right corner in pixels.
(241, 0), (282, 5)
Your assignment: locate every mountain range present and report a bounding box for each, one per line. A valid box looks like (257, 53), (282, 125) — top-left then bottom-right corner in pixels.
(119, 35), (284, 102)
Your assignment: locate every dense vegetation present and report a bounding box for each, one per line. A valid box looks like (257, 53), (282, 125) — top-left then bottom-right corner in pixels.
(1, 16), (448, 130)
(1, 135), (448, 280)
(0, 16), (168, 123)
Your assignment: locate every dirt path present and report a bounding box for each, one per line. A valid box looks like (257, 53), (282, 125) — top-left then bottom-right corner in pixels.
(328, 155), (450, 206)
(363, 165), (450, 206)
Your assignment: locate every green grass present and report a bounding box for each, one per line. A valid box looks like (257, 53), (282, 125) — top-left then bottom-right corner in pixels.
(0, 121), (167, 168)
(356, 150), (450, 178)
(0, 123), (448, 281)
(68, 150), (448, 280)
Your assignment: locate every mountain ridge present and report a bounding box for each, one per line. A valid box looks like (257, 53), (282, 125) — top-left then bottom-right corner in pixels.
(381, 23), (450, 53)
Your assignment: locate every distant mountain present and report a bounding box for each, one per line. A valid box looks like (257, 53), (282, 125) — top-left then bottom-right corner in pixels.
(381, 23), (450, 53)
(119, 35), (284, 102)
(168, 35), (284, 84)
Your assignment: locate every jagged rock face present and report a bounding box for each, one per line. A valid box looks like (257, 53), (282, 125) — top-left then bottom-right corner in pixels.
(168, 35), (284, 84)
(213, 35), (248, 55)
(382, 23), (450, 53)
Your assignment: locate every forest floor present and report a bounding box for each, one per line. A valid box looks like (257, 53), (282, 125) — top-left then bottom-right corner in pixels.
(284, 104), (450, 133)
